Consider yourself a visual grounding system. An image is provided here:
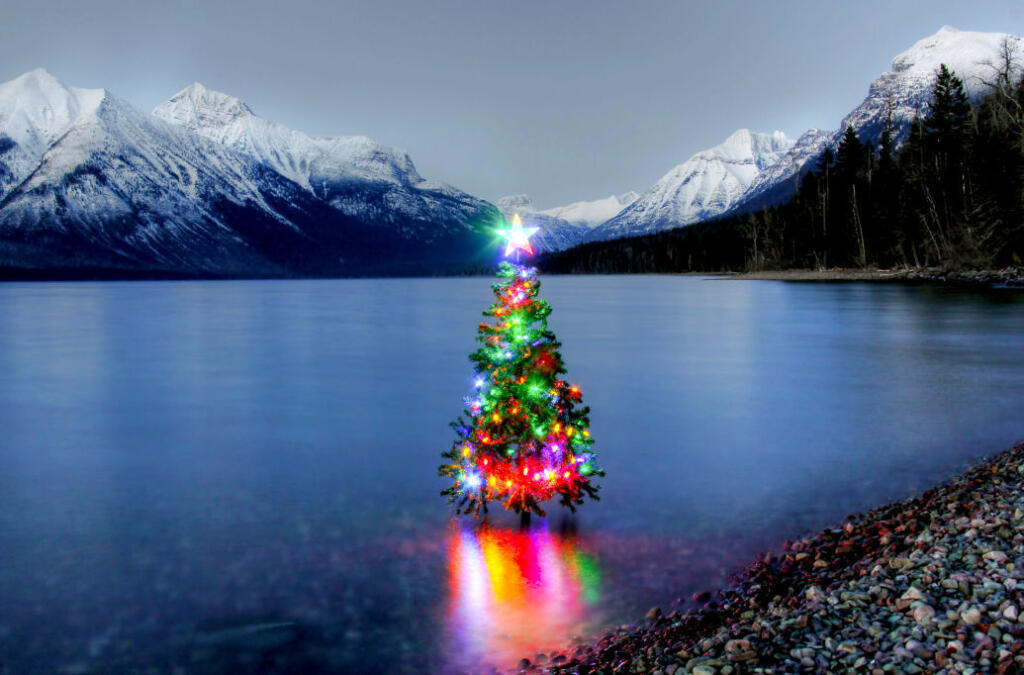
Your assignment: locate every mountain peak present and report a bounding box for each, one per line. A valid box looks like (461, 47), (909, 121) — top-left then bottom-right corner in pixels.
(724, 127), (753, 142)
(538, 192), (638, 229)
(2, 68), (78, 102)
(156, 82), (254, 129)
(890, 27), (1019, 83)
(15, 68), (62, 87)
(0, 69), (107, 150)
(700, 128), (793, 166)
(497, 194), (537, 213)
(585, 128), (794, 241)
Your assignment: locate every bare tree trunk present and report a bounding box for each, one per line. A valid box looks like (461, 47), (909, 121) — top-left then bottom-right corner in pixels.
(851, 184), (867, 267)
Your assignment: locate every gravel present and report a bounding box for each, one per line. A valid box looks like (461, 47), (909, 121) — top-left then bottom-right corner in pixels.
(514, 442), (1024, 674)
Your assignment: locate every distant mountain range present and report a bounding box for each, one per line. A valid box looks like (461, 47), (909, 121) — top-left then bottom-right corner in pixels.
(724, 26), (1023, 217)
(494, 193), (639, 252)
(588, 129), (793, 241)
(0, 26), (1019, 277)
(572, 26), (1022, 242)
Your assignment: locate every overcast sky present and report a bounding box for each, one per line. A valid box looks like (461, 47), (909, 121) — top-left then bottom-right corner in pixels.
(2, 0), (1022, 208)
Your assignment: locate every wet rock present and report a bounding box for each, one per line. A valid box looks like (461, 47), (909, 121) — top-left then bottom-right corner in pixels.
(896, 586), (926, 610)
(537, 442), (1024, 675)
(912, 604), (936, 623)
(723, 639), (756, 662)
(905, 639), (933, 660)
(805, 586), (825, 603)
(961, 608), (983, 626)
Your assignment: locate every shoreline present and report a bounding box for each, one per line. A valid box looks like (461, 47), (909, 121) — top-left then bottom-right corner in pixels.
(728, 267), (1024, 288)
(518, 441), (1024, 674)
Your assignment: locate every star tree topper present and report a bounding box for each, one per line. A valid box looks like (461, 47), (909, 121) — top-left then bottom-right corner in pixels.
(497, 213), (540, 257)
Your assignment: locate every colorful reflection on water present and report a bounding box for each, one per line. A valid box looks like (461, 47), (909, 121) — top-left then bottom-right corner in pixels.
(446, 522), (603, 671)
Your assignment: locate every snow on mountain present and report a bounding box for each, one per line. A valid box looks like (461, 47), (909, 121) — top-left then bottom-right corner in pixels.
(496, 194), (538, 215)
(0, 69), (107, 199)
(837, 26), (1021, 146)
(153, 83), (422, 191)
(0, 69), (303, 274)
(727, 26), (1022, 217)
(727, 128), (833, 215)
(494, 194), (589, 252)
(0, 71), (500, 276)
(152, 83), (498, 240)
(540, 192), (639, 228)
(493, 191), (641, 251)
(587, 129), (793, 241)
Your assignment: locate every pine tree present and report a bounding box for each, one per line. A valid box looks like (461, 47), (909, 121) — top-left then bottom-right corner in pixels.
(440, 217), (603, 517)
(815, 147), (834, 267)
(922, 64), (973, 262)
(873, 107), (900, 264)
(878, 109), (897, 179)
(925, 64), (971, 147)
(835, 126), (863, 181)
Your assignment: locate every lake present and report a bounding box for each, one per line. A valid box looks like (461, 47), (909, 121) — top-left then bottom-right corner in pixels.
(0, 276), (1022, 673)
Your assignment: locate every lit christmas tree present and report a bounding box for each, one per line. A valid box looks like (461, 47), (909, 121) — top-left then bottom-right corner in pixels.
(440, 214), (603, 517)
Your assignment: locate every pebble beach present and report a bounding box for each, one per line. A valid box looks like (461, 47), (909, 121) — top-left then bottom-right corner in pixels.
(517, 442), (1024, 674)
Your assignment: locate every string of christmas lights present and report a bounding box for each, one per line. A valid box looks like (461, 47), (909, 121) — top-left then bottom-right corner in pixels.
(439, 215), (604, 517)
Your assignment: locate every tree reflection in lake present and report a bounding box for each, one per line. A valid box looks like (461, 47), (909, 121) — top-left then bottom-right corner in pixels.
(446, 521), (602, 671)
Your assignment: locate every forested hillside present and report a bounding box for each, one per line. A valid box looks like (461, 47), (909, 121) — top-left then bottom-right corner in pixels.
(541, 47), (1024, 275)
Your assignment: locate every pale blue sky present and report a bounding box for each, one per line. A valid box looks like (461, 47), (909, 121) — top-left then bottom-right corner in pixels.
(2, 0), (1022, 207)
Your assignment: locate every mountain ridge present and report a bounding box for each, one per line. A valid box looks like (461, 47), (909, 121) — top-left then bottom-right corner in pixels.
(723, 25), (1023, 218)
(587, 128), (793, 241)
(0, 70), (502, 277)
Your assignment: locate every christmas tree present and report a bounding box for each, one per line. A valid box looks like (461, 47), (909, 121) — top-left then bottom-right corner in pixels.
(440, 214), (603, 517)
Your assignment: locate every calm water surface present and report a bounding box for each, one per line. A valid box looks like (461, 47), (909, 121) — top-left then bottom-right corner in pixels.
(1, 276), (1023, 673)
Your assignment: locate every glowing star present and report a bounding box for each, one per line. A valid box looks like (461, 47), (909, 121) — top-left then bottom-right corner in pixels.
(497, 214), (540, 257)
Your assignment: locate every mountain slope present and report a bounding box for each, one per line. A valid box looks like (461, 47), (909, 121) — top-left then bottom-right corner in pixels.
(727, 26), (1022, 216)
(494, 192), (640, 251)
(0, 71), (501, 277)
(540, 192), (639, 228)
(0, 70), (297, 274)
(494, 195), (587, 252)
(587, 129), (792, 241)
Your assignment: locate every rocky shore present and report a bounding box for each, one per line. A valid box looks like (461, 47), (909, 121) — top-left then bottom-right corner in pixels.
(731, 267), (1024, 288)
(518, 442), (1024, 674)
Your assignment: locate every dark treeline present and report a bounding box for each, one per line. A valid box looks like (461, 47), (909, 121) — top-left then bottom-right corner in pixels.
(541, 46), (1024, 274)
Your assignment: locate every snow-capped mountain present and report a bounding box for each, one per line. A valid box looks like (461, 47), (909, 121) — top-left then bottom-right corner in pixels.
(494, 194), (588, 252)
(152, 82), (501, 248)
(0, 69), (294, 274)
(587, 129), (792, 241)
(540, 192), (639, 228)
(727, 26), (1022, 217)
(154, 83), (418, 190)
(0, 69), (106, 199)
(726, 128), (833, 215)
(840, 26), (1021, 145)
(494, 192), (641, 251)
(0, 71), (500, 277)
